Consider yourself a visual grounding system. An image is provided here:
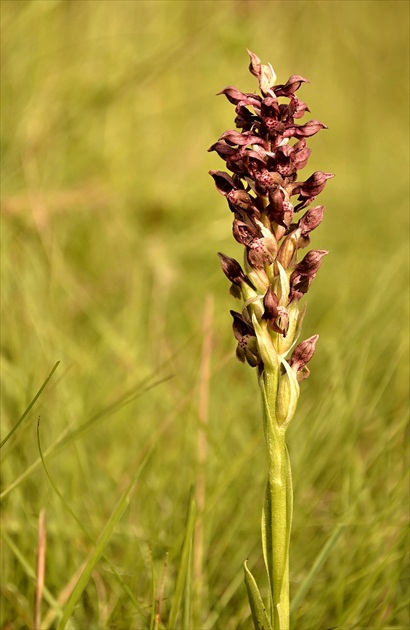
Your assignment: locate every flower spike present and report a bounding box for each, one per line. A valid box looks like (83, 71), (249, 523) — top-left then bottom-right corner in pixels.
(210, 51), (333, 630)
(211, 51), (333, 373)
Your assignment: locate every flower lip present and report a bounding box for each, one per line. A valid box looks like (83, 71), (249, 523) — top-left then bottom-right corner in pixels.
(230, 309), (261, 367)
(262, 287), (289, 336)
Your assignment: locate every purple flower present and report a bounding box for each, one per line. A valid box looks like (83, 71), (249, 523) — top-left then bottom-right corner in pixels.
(218, 253), (248, 287)
(289, 250), (328, 301)
(231, 310), (261, 367)
(289, 335), (319, 381)
(262, 288), (289, 336)
(211, 51), (333, 375)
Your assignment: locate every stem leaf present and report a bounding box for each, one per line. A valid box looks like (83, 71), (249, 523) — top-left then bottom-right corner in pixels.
(244, 560), (273, 630)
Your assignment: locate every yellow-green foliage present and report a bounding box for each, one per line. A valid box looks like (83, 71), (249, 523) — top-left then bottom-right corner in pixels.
(1, 1), (408, 629)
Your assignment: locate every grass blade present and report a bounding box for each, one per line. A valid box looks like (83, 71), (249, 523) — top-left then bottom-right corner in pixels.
(56, 469), (141, 629)
(0, 374), (169, 500)
(1, 361), (60, 449)
(35, 417), (149, 623)
(167, 487), (196, 629)
(290, 523), (345, 615)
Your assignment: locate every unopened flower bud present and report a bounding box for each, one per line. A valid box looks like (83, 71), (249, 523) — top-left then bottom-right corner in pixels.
(248, 49), (276, 95)
(289, 334), (319, 373)
(247, 50), (261, 77)
(289, 250), (328, 300)
(293, 171), (334, 199)
(294, 249), (328, 275)
(218, 252), (248, 287)
(298, 205), (325, 236)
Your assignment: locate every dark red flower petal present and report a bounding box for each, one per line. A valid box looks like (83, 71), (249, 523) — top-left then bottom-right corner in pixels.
(209, 170), (237, 195)
(262, 287), (289, 336)
(218, 86), (249, 105)
(218, 253), (247, 286)
(274, 75), (309, 97)
(284, 120), (327, 139)
(293, 171), (335, 198)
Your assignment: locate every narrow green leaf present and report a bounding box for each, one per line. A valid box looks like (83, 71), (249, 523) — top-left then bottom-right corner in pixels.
(168, 488), (196, 629)
(36, 418), (149, 624)
(1, 361), (60, 449)
(0, 374), (170, 501)
(244, 560), (273, 630)
(290, 523), (345, 615)
(56, 470), (142, 629)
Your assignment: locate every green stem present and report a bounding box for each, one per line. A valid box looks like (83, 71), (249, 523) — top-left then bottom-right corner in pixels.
(260, 369), (293, 630)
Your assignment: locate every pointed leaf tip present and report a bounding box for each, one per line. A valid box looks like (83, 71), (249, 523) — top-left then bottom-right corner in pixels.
(243, 561), (273, 630)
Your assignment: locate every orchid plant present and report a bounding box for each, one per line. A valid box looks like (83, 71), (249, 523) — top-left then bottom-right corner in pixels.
(209, 51), (334, 630)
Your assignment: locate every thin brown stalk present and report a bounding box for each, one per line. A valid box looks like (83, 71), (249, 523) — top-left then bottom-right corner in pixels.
(193, 295), (214, 624)
(34, 509), (46, 630)
(41, 557), (89, 628)
(154, 552), (168, 630)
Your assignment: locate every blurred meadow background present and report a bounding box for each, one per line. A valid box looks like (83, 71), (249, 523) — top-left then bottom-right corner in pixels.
(1, 1), (409, 629)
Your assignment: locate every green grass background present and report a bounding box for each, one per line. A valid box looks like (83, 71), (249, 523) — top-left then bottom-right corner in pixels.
(1, 1), (409, 628)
